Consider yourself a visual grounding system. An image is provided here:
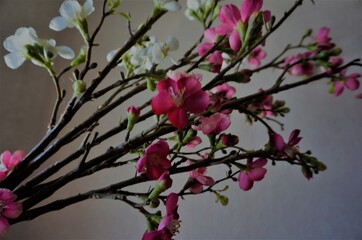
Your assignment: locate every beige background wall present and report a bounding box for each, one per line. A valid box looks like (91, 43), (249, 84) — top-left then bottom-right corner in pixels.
(1, 0), (361, 239)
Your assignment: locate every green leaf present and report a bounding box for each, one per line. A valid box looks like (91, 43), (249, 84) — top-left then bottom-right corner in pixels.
(118, 12), (131, 21)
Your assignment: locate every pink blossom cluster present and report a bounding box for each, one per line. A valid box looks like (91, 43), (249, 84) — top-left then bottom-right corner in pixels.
(198, 0), (270, 72)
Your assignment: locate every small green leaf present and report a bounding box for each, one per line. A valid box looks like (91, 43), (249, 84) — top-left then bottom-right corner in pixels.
(118, 12), (131, 21)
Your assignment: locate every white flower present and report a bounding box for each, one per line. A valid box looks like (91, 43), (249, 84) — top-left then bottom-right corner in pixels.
(106, 36), (179, 75)
(49, 0), (95, 32)
(3, 27), (74, 69)
(153, 0), (181, 12)
(185, 0), (215, 21)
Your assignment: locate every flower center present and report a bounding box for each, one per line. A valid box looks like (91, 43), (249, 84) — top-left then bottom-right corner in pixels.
(167, 219), (181, 235)
(170, 87), (185, 107)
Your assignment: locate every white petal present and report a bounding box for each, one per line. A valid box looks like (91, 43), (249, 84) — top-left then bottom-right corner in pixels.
(3, 35), (22, 52)
(83, 0), (95, 16)
(163, 2), (181, 11)
(152, 44), (164, 64)
(187, 0), (200, 10)
(48, 39), (56, 47)
(106, 49), (118, 62)
(4, 52), (26, 69)
(57, 46), (75, 59)
(30, 59), (43, 67)
(166, 36), (179, 51)
(60, 0), (81, 19)
(49, 16), (70, 31)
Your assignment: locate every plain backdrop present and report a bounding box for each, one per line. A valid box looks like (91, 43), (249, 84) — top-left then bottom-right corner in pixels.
(0, 0), (361, 239)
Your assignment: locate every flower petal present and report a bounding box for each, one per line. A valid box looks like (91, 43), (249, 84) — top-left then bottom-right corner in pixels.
(49, 16), (70, 31)
(0, 217), (9, 237)
(83, 0), (95, 16)
(166, 36), (179, 51)
(151, 90), (173, 115)
(163, 2), (181, 11)
(57, 46), (75, 59)
(270, 132), (285, 151)
(229, 31), (242, 51)
(168, 108), (188, 129)
(184, 90), (210, 114)
(60, 0), (81, 19)
(248, 167), (267, 181)
(0, 189), (17, 201)
(219, 4), (241, 26)
(4, 52), (26, 69)
(238, 172), (253, 191)
(2, 202), (22, 219)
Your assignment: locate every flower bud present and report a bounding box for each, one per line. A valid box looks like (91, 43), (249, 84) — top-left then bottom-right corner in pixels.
(73, 80), (87, 97)
(224, 69), (252, 83)
(148, 172), (173, 200)
(127, 106), (141, 131)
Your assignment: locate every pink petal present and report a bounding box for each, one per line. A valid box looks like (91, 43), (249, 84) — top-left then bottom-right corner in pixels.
(241, 0), (263, 23)
(151, 90), (173, 115)
(238, 172), (253, 191)
(345, 75), (360, 90)
(146, 140), (170, 157)
(270, 132), (286, 151)
(185, 136), (202, 148)
(166, 193), (178, 215)
(2, 202), (22, 219)
(250, 158), (267, 168)
(168, 108), (188, 129)
(7, 150), (25, 170)
(288, 129), (301, 145)
(184, 91), (210, 114)
(248, 167), (267, 181)
(334, 81), (344, 96)
(0, 189), (17, 202)
(136, 156), (147, 173)
(204, 28), (217, 42)
(229, 31), (242, 51)
(196, 175), (215, 186)
(0, 171), (7, 181)
(179, 76), (202, 98)
(147, 166), (165, 180)
(189, 183), (204, 193)
(263, 10), (271, 22)
(0, 217), (9, 238)
(248, 57), (260, 68)
(219, 4), (241, 26)
(0, 151), (12, 170)
(214, 23), (234, 35)
(198, 42), (214, 56)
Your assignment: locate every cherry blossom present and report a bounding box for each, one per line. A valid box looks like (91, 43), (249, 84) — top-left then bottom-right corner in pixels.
(188, 161), (215, 193)
(0, 150), (26, 181)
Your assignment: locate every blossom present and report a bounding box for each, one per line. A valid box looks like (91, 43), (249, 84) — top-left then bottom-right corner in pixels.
(0, 150), (26, 181)
(136, 140), (171, 180)
(151, 71), (210, 129)
(247, 47), (266, 68)
(127, 106), (141, 131)
(185, 0), (215, 21)
(142, 193), (180, 240)
(247, 90), (274, 118)
(332, 70), (360, 96)
(153, 0), (181, 12)
(0, 189), (22, 236)
(148, 172), (173, 200)
(188, 161), (215, 193)
(238, 158), (267, 191)
(3, 27), (74, 69)
(193, 113), (231, 135)
(270, 129), (302, 158)
(215, 0), (264, 51)
(311, 27), (335, 50)
(284, 52), (314, 77)
(211, 83), (236, 99)
(220, 133), (239, 146)
(49, 0), (95, 39)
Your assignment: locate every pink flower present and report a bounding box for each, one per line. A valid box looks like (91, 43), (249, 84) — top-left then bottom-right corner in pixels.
(127, 105), (141, 131)
(333, 70), (361, 96)
(208, 51), (223, 73)
(0, 189), (22, 237)
(238, 158), (267, 191)
(311, 27), (335, 50)
(284, 53), (314, 77)
(148, 172), (173, 200)
(185, 136), (202, 149)
(193, 113), (231, 135)
(270, 129), (302, 158)
(247, 47), (266, 68)
(0, 150), (26, 181)
(187, 161), (215, 193)
(211, 83), (236, 99)
(216, 0), (264, 51)
(136, 140), (171, 180)
(142, 193), (180, 240)
(247, 90), (274, 118)
(151, 71), (210, 129)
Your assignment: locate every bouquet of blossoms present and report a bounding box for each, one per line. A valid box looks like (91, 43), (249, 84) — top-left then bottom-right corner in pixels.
(0, 0), (361, 239)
